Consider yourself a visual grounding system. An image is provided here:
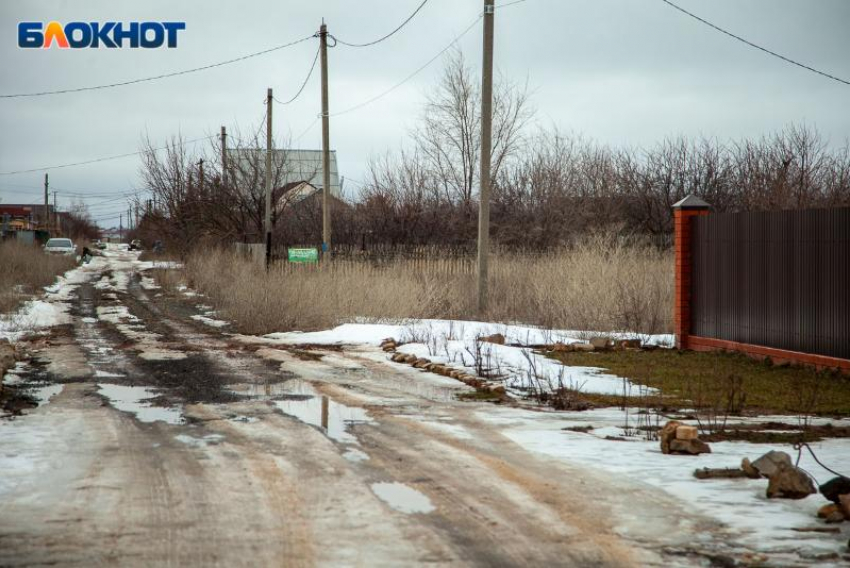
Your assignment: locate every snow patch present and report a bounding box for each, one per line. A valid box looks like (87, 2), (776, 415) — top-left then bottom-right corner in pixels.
(97, 383), (184, 424)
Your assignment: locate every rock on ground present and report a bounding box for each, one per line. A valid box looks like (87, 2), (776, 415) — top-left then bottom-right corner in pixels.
(751, 450), (792, 479)
(766, 462), (817, 499)
(819, 476), (850, 504)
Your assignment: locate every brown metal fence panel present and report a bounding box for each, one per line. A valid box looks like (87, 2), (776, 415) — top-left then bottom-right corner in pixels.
(691, 207), (850, 360)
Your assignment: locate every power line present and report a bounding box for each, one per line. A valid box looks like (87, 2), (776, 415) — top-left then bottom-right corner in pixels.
(334, 0), (432, 47)
(331, 15), (482, 117)
(273, 46), (321, 105)
(294, 115), (321, 143)
(0, 34), (316, 99)
(659, 0), (850, 87)
(0, 136), (215, 176)
(497, 0), (529, 8)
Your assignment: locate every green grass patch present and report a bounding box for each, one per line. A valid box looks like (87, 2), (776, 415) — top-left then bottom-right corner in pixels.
(457, 389), (504, 402)
(547, 349), (850, 417)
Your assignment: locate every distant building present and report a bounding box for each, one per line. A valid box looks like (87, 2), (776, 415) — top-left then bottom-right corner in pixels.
(225, 148), (341, 198)
(0, 204), (52, 231)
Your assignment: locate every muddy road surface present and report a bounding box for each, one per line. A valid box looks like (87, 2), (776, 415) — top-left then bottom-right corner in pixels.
(1, 248), (731, 567)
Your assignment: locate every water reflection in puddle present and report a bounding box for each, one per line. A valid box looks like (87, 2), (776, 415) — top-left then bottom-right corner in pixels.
(371, 482), (435, 514)
(229, 379), (373, 445)
(274, 380), (372, 444)
(228, 381), (294, 399)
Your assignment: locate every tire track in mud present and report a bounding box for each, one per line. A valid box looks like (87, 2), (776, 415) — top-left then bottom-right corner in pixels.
(9, 250), (742, 566)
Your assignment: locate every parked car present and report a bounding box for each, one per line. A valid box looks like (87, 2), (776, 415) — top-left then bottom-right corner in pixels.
(128, 239), (143, 251)
(94, 239), (107, 250)
(43, 238), (77, 255)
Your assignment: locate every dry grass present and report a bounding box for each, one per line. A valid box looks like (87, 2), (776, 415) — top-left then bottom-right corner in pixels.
(0, 241), (76, 313)
(183, 235), (673, 336)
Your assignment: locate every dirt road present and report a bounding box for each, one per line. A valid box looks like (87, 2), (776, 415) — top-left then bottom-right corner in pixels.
(0, 248), (727, 566)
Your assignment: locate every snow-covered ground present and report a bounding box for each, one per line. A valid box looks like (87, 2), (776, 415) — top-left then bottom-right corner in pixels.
(478, 406), (850, 563)
(248, 320), (672, 396)
(0, 255), (106, 342)
(246, 320), (850, 561)
(0, 245), (181, 343)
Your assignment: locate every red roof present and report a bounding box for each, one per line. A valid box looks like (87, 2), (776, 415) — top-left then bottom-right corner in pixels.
(0, 205), (35, 218)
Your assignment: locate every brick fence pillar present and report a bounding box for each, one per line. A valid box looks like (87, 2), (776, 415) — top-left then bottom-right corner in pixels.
(672, 195), (710, 350)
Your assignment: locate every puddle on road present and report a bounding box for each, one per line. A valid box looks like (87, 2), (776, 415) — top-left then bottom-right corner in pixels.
(97, 383), (184, 424)
(138, 349), (188, 361)
(175, 433), (224, 447)
(227, 382), (295, 399)
(236, 379), (373, 444)
(274, 380), (372, 444)
(30, 384), (64, 406)
(342, 448), (370, 462)
(371, 482), (435, 514)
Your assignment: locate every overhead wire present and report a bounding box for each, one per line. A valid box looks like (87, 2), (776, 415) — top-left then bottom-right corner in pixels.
(0, 135), (215, 176)
(331, 14), (482, 117)
(273, 45), (321, 105)
(659, 0), (850, 86)
(0, 34), (317, 99)
(333, 0), (431, 47)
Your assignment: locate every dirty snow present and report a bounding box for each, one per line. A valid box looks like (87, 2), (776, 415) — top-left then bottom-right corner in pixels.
(479, 406), (850, 561)
(250, 320), (670, 396)
(191, 314), (228, 328)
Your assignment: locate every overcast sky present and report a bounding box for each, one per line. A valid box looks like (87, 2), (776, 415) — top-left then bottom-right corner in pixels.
(1, 0), (848, 228)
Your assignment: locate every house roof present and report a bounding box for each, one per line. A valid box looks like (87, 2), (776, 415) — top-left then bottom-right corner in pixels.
(672, 195), (711, 210)
(226, 148), (340, 197)
(0, 205), (36, 217)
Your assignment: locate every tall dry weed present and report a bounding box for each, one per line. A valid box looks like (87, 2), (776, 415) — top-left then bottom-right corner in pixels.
(184, 236), (672, 336)
(0, 241), (76, 313)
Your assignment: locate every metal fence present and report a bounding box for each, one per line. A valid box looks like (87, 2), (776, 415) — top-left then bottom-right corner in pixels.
(691, 207), (850, 359)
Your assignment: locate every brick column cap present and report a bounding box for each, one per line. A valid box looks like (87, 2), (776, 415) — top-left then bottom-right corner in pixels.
(672, 195), (711, 210)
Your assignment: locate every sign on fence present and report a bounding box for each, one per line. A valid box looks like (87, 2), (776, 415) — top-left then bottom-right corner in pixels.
(288, 248), (319, 264)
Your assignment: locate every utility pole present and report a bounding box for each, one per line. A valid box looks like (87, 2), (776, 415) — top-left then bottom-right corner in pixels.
(319, 20), (332, 254)
(198, 158), (205, 199)
(477, 0), (495, 314)
(52, 191), (58, 233)
(43, 173), (49, 232)
(119, 213), (123, 239)
(264, 88), (273, 269)
(220, 126), (227, 189)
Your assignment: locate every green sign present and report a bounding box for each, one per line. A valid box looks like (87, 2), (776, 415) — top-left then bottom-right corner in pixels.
(288, 247), (319, 263)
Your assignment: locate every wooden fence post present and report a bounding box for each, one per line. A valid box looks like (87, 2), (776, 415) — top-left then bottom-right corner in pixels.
(673, 195), (711, 350)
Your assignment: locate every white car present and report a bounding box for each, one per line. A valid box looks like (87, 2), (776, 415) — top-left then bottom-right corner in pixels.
(43, 238), (77, 255)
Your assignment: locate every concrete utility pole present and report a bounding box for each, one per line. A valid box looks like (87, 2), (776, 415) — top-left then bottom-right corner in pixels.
(319, 21), (332, 253)
(477, 0), (495, 314)
(264, 88), (273, 269)
(198, 159), (205, 199)
(220, 126), (227, 189)
(52, 191), (58, 233)
(119, 213), (123, 238)
(43, 173), (49, 231)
